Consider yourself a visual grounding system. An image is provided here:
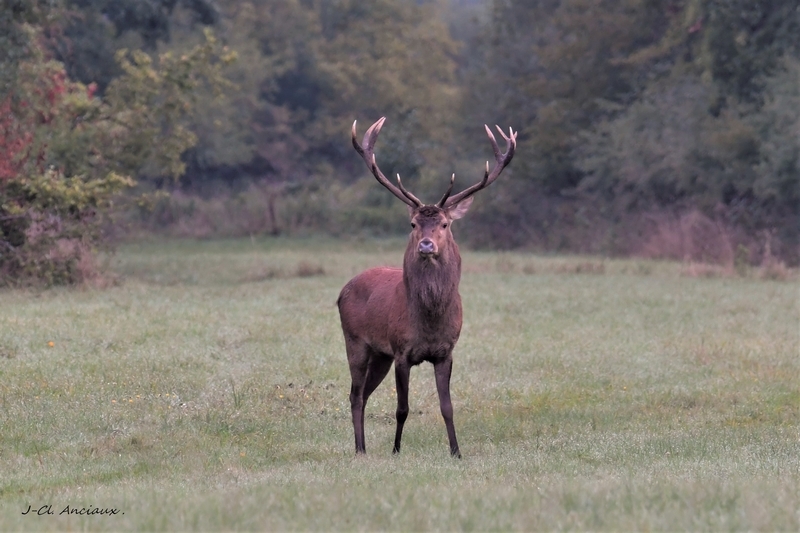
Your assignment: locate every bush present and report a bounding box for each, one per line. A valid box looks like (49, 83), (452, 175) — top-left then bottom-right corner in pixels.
(0, 44), (134, 285)
(0, 25), (234, 286)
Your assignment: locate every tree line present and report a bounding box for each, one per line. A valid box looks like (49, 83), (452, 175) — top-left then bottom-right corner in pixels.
(1, 0), (798, 284)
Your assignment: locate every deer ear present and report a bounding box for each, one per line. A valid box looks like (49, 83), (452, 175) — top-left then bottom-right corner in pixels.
(447, 196), (473, 220)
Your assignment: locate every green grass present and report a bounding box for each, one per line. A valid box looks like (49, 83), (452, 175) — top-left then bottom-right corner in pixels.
(0, 237), (798, 530)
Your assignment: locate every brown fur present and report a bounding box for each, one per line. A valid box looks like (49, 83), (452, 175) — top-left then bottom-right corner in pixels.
(341, 117), (516, 457)
(337, 206), (464, 457)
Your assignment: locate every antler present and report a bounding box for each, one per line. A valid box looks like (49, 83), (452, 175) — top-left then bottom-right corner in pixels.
(442, 125), (517, 209)
(352, 117), (422, 208)
(436, 173), (456, 208)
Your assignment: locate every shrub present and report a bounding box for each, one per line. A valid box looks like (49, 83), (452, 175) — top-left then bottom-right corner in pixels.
(0, 26), (234, 286)
(0, 44), (134, 285)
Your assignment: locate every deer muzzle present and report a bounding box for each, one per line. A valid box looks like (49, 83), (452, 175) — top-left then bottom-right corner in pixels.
(418, 238), (437, 256)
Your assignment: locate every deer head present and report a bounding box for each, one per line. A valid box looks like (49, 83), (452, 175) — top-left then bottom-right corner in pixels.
(351, 117), (517, 261)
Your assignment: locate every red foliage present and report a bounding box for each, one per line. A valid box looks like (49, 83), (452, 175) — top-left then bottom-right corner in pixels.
(32, 66), (67, 124)
(0, 97), (34, 182)
(0, 66), (73, 182)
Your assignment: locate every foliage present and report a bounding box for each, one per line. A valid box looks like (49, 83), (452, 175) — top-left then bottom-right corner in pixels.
(0, 17), (235, 285)
(0, 30), (132, 285)
(54, 0), (220, 92)
(122, 0), (462, 196)
(461, 0), (672, 194)
(744, 56), (800, 215)
(0, 0), (52, 93)
(245, 0), (461, 194)
(4, 0), (799, 270)
(701, 0), (800, 105)
(576, 58), (800, 256)
(104, 28), (236, 182)
(454, 0), (798, 261)
(170, 1), (281, 181)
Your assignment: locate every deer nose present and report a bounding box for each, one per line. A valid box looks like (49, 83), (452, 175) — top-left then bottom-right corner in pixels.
(418, 238), (436, 255)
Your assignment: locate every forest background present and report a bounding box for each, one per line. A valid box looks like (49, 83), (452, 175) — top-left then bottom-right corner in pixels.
(1, 0), (798, 285)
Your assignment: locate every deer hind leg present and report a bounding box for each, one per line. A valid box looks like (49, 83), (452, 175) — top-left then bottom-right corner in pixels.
(434, 357), (461, 458)
(392, 361), (410, 454)
(360, 353), (393, 450)
(348, 345), (392, 455)
(346, 340), (370, 454)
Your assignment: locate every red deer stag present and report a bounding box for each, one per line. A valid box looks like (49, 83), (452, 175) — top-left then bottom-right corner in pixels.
(338, 117), (516, 457)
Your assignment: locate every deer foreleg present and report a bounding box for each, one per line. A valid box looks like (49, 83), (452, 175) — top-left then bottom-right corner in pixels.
(392, 361), (410, 454)
(434, 358), (461, 458)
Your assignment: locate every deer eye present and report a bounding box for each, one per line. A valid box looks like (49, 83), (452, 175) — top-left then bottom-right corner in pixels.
(411, 222), (416, 229)
(442, 223), (449, 229)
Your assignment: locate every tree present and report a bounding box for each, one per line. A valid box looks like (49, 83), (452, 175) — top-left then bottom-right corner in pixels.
(574, 3), (800, 247)
(702, 0), (800, 105)
(453, 0), (798, 260)
(461, 0), (672, 194)
(0, 27), (133, 284)
(0, 14), (235, 285)
(244, 0), (461, 190)
(54, 0), (219, 92)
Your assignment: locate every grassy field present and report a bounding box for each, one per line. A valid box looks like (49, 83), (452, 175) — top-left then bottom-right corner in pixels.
(0, 237), (798, 530)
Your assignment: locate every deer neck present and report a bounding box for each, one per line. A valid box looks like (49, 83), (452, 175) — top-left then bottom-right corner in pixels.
(403, 244), (461, 323)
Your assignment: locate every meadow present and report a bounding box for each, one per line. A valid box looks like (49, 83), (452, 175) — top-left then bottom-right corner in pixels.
(0, 237), (798, 531)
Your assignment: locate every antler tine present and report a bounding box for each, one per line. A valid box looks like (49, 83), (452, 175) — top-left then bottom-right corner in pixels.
(437, 173), (456, 208)
(363, 116), (386, 152)
(443, 124), (516, 208)
(351, 117), (421, 208)
(495, 124), (510, 140)
(351, 120), (363, 155)
(396, 173), (424, 206)
(486, 124), (502, 159)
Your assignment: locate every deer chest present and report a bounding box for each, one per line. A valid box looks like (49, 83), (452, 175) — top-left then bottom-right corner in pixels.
(403, 337), (457, 366)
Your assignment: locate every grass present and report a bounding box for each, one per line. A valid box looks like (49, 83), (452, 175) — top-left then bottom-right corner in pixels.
(0, 236), (798, 530)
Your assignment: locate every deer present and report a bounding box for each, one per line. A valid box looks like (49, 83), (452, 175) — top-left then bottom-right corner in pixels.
(337, 117), (516, 458)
